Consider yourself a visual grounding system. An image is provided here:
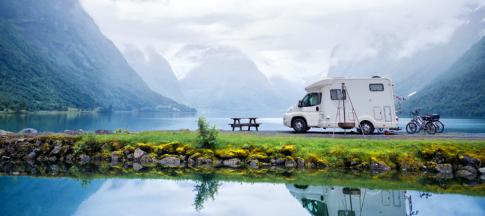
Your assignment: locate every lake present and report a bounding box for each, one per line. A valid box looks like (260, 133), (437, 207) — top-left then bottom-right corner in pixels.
(1, 112), (485, 133)
(1, 176), (484, 216)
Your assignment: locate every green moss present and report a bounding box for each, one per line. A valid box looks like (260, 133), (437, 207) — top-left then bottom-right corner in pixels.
(279, 145), (296, 156)
(215, 148), (249, 159)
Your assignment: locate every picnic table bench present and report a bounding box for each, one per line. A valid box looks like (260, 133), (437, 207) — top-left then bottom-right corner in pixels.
(229, 117), (261, 131)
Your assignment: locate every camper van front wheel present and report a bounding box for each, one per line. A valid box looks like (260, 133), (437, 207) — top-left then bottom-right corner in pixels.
(358, 121), (375, 135)
(292, 118), (307, 133)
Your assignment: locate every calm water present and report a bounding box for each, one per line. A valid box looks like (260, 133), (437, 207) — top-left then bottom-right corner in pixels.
(1, 176), (484, 216)
(0, 112), (485, 133)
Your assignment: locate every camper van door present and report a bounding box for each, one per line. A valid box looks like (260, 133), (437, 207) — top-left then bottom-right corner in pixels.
(300, 92), (322, 126)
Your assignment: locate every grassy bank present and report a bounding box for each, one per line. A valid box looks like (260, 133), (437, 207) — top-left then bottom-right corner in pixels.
(91, 131), (485, 170)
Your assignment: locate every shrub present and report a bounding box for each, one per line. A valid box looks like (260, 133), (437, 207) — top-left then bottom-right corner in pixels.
(197, 117), (218, 149)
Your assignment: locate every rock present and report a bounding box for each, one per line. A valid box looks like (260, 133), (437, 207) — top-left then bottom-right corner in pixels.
(78, 154), (91, 165)
(95, 129), (113, 135)
(296, 158), (305, 168)
(111, 152), (122, 162)
(23, 151), (37, 160)
(133, 163), (144, 171)
(50, 144), (62, 155)
(434, 163), (453, 174)
(0, 149), (5, 157)
(47, 156), (57, 162)
(272, 158), (285, 166)
(285, 159), (297, 168)
(455, 165), (478, 179)
(140, 155), (155, 164)
(196, 158), (212, 166)
(133, 148), (146, 161)
(65, 154), (74, 163)
(64, 129), (85, 135)
(1, 156), (11, 161)
(462, 156), (481, 169)
(0, 129), (14, 136)
(18, 128), (38, 135)
(370, 161), (391, 172)
(248, 159), (258, 168)
(223, 158), (241, 167)
(159, 156), (181, 167)
(479, 167), (485, 174)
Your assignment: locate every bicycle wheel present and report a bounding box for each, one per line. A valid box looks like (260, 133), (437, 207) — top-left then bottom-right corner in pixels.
(406, 122), (418, 134)
(434, 121), (444, 133)
(425, 122), (436, 134)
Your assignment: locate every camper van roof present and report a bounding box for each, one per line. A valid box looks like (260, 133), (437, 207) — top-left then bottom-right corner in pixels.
(305, 77), (390, 92)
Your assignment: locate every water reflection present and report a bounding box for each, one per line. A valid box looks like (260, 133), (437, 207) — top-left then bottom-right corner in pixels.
(1, 176), (485, 216)
(286, 184), (406, 216)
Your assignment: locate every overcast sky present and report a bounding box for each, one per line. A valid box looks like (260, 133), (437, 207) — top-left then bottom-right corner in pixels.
(80, 0), (485, 82)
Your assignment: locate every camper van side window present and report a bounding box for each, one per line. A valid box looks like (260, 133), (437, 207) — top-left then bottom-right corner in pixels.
(330, 89), (346, 100)
(369, 83), (384, 91)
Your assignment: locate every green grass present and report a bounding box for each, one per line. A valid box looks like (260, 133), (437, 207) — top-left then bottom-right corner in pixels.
(90, 131), (485, 170)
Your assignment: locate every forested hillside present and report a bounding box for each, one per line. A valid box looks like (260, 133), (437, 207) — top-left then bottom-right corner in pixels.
(0, 0), (193, 112)
(402, 37), (485, 117)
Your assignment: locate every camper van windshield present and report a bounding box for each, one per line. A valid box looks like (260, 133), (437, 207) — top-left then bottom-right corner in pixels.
(302, 93), (321, 107)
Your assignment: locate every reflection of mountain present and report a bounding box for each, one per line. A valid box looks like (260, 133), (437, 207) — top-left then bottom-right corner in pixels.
(286, 184), (406, 216)
(328, 7), (485, 97)
(123, 47), (186, 102)
(178, 45), (294, 113)
(0, 176), (103, 216)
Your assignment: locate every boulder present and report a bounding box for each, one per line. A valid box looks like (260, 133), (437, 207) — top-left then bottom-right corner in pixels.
(18, 128), (38, 135)
(223, 158), (241, 167)
(133, 163), (144, 171)
(370, 161), (391, 172)
(133, 148), (146, 161)
(111, 152), (122, 162)
(479, 167), (485, 174)
(196, 158), (212, 166)
(461, 156), (481, 169)
(455, 166), (478, 179)
(23, 151), (37, 160)
(271, 158), (285, 166)
(434, 163), (453, 174)
(248, 159), (258, 168)
(285, 159), (297, 168)
(0, 129), (14, 136)
(50, 144), (62, 155)
(159, 156), (181, 167)
(95, 129), (113, 135)
(64, 129), (85, 135)
(78, 154), (91, 165)
(296, 158), (305, 168)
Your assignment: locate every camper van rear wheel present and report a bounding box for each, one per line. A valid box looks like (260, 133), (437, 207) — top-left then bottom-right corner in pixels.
(292, 118), (307, 133)
(359, 121), (375, 135)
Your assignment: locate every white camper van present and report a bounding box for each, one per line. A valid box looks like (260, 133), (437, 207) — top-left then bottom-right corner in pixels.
(283, 77), (399, 134)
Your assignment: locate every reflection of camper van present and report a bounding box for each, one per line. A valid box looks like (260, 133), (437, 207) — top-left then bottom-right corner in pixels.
(283, 77), (399, 134)
(286, 184), (406, 216)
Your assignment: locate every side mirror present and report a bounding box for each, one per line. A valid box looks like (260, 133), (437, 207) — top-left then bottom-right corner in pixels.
(298, 100), (303, 108)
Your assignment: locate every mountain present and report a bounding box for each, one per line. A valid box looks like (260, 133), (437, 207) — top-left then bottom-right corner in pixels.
(402, 37), (485, 117)
(123, 47), (185, 102)
(178, 45), (290, 114)
(0, 0), (193, 112)
(328, 7), (485, 97)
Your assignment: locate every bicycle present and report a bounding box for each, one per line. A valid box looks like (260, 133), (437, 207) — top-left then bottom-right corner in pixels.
(406, 110), (437, 134)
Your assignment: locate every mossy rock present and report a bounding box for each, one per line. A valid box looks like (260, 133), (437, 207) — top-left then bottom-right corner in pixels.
(279, 145), (296, 156)
(215, 148), (249, 159)
(248, 152), (268, 162)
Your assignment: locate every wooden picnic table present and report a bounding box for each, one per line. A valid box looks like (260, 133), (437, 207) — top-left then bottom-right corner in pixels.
(229, 117), (261, 131)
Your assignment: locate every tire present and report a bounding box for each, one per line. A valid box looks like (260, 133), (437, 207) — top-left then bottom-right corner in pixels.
(292, 118), (307, 133)
(359, 121), (375, 135)
(434, 121), (444, 133)
(406, 122), (418, 134)
(425, 122), (436, 134)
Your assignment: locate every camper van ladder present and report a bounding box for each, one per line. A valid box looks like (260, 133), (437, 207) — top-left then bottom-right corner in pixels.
(332, 83), (366, 137)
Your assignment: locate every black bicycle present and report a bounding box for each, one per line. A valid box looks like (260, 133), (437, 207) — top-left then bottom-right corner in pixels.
(406, 110), (444, 134)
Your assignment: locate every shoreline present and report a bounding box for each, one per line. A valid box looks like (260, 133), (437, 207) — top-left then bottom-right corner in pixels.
(1, 131), (484, 181)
